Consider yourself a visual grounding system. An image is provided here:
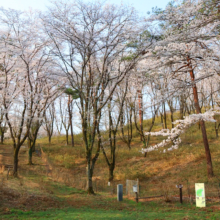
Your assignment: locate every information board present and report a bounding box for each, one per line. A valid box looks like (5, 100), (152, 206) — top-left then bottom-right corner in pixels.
(195, 183), (206, 207)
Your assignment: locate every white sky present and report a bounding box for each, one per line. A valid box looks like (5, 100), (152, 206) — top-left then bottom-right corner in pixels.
(0, 0), (170, 14)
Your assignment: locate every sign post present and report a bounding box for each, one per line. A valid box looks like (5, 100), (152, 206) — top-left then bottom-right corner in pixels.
(195, 183), (206, 207)
(133, 185), (138, 203)
(176, 184), (183, 204)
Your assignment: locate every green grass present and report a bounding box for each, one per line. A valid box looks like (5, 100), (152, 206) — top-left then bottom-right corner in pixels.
(3, 202), (220, 220)
(2, 111), (220, 219)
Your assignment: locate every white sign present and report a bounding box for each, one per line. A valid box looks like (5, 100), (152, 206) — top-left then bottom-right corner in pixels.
(108, 182), (110, 186)
(133, 185), (138, 193)
(195, 183), (206, 207)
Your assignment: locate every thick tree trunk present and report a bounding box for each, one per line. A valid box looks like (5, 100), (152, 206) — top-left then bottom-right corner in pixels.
(87, 163), (94, 194)
(32, 141), (36, 152)
(126, 142), (131, 149)
(109, 163), (114, 182)
(28, 147), (33, 165)
(48, 135), (51, 145)
(188, 57), (213, 177)
(13, 148), (19, 177)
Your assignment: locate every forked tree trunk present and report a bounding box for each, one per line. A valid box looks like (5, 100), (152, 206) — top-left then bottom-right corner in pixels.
(188, 57), (213, 178)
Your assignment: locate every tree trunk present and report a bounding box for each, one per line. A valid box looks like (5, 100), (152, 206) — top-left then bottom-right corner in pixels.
(188, 57), (213, 178)
(0, 131), (4, 144)
(32, 141), (36, 152)
(87, 163), (94, 194)
(163, 102), (167, 129)
(137, 90), (143, 141)
(66, 130), (69, 145)
(28, 138), (33, 165)
(171, 111), (174, 128)
(215, 122), (219, 138)
(70, 130), (74, 147)
(48, 135), (51, 145)
(13, 148), (19, 177)
(68, 96), (74, 147)
(160, 113), (164, 129)
(180, 96), (184, 120)
(109, 163), (114, 182)
(168, 101), (174, 128)
(200, 120), (213, 177)
(28, 147), (33, 165)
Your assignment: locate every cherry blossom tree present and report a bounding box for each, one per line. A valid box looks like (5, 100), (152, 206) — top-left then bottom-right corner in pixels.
(142, 0), (220, 177)
(0, 8), (60, 175)
(42, 0), (152, 193)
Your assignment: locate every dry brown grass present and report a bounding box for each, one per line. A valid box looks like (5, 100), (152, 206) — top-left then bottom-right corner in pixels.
(1, 113), (220, 211)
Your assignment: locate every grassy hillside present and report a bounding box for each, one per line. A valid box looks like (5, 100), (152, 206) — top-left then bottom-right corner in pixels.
(37, 113), (220, 197)
(1, 113), (220, 219)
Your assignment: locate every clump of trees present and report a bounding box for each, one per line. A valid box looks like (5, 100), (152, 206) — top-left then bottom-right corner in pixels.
(1, 0), (220, 193)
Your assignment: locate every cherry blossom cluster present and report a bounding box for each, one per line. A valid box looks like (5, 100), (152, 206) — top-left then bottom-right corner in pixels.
(142, 108), (220, 154)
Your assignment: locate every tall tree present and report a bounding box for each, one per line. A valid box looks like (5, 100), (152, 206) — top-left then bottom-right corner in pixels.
(144, 0), (220, 177)
(43, 0), (150, 193)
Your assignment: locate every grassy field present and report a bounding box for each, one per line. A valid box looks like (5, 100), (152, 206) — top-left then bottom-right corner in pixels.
(1, 113), (220, 219)
(3, 202), (220, 220)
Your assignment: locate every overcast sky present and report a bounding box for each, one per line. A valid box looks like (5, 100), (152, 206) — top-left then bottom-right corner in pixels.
(0, 0), (170, 14)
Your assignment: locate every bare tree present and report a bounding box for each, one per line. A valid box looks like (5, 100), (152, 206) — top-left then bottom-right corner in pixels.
(99, 78), (128, 181)
(43, 0), (150, 193)
(0, 8), (59, 175)
(44, 103), (55, 145)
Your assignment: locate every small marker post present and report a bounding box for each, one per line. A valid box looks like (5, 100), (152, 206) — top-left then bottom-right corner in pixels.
(176, 184), (183, 204)
(117, 184), (123, 201)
